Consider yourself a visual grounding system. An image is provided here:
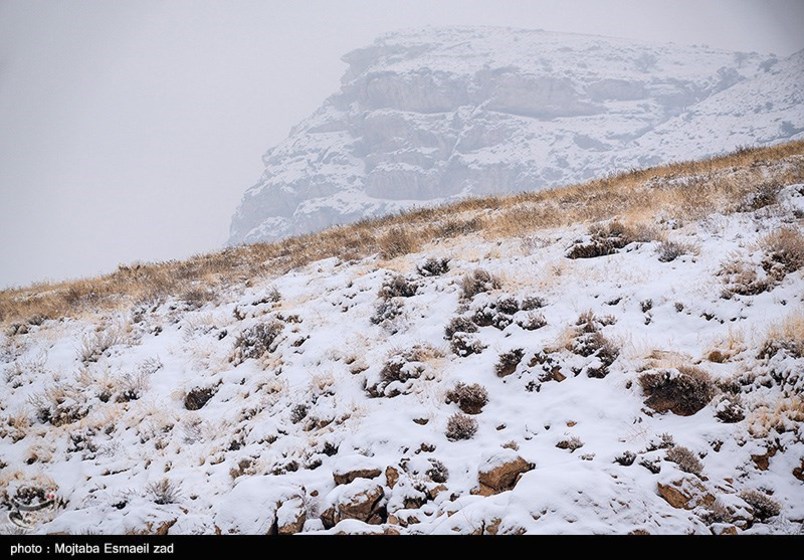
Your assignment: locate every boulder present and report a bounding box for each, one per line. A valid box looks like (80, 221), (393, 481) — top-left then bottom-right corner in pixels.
(276, 497), (306, 535)
(477, 450), (534, 493)
(320, 479), (386, 529)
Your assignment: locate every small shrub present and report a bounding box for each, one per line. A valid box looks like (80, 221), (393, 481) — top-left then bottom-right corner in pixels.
(760, 227), (804, 279)
(290, 404), (308, 424)
(737, 182), (780, 212)
(426, 458), (449, 483)
(495, 348), (524, 377)
(179, 287), (216, 310)
(436, 217), (484, 239)
(639, 366), (715, 416)
(516, 312), (547, 331)
(520, 296), (545, 310)
(639, 457), (661, 474)
(665, 446), (703, 476)
(380, 227), (418, 259)
(556, 437), (584, 452)
(471, 295), (520, 329)
(379, 274), (418, 299)
(566, 222), (654, 259)
(460, 269), (501, 300)
(371, 299), (404, 327)
(444, 316), (477, 339)
(184, 387), (216, 411)
(758, 312), (804, 359)
(615, 451), (636, 466)
(78, 329), (122, 364)
(450, 333), (486, 357)
(417, 257), (450, 277)
(445, 413), (478, 441)
(146, 479), (181, 505)
(445, 383), (489, 415)
(657, 241), (693, 263)
(231, 321), (283, 364)
(714, 394), (745, 423)
(740, 489), (781, 521)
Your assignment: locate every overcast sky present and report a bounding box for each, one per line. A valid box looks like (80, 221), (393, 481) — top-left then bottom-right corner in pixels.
(1, 0), (802, 289)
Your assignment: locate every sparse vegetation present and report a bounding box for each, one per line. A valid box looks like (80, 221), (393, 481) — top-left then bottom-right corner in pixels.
(146, 479), (181, 505)
(417, 257), (450, 277)
(445, 413), (478, 441)
(639, 366), (715, 416)
(230, 320), (284, 365)
(378, 274), (418, 299)
(556, 437), (584, 452)
(665, 446), (703, 476)
(184, 387), (216, 411)
(566, 221), (655, 259)
(758, 311), (804, 360)
(495, 348), (524, 377)
(445, 383), (489, 415)
(739, 489), (781, 521)
(461, 269), (501, 300)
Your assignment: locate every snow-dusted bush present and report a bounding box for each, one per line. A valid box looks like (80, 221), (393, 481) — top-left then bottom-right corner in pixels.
(78, 328), (123, 364)
(445, 413), (478, 441)
(230, 320), (283, 365)
(425, 458), (449, 483)
(614, 451), (636, 466)
(444, 316), (477, 339)
(417, 257), (450, 277)
(739, 489), (781, 521)
(378, 274), (418, 299)
(184, 386), (216, 411)
(495, 348), (524, 377)
(714, 394), (745, 423)
(460, 269), (500, 300)
(445, 383), (488, 415)
(665, 445), (703, 476)
(28, 385), (89, 427)
(566, 221), (655, 259)
(639, 366), (715, 416)
(515, 311), (547, 331)
(736, 182), (780, 212)
(450, 333), (486, 357)
(760, 227), (804, 279)
(556, 437), (584, 452)
(758, 312), (804, 360)
(471, 295), (520, 329)
(146, 479), (181, 505)
(371, 298), (403, 327)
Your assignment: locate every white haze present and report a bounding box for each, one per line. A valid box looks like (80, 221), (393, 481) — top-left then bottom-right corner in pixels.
(0, 0), (802, 288)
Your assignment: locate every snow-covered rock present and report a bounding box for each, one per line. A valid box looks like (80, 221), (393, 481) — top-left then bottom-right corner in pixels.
(229, 27), (804, 245)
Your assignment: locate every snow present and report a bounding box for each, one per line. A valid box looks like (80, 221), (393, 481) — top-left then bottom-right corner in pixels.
(1, 162), (803, 534)
(229, 27), (803, 246)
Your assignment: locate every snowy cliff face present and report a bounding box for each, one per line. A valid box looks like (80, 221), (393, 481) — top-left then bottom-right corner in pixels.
(229, 27), (804, 245)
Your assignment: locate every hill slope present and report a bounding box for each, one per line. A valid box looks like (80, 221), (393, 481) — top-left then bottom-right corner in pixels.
(228, 27), (804, 246)
(1, 144), (803, 534)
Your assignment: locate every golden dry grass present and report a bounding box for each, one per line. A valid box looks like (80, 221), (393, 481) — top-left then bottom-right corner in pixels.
(1, 140), (803, 326)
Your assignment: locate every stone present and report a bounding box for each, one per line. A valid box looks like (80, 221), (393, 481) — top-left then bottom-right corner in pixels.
(276, 498), (306, 535)
(477, 452), (534, 493)
(321, 481), (386, 529)
(385, 466), (399, 489)
(657, 478), (715, 510)
(333, 467), (382, 486)
(793, 459), (804, 482)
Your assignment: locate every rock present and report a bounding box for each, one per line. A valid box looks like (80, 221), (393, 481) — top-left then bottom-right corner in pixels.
(334, 467), (382, 486)
(385, 466), (400, 489)
(751, 447), (777, 471)
(711, 524), (739, 535)
(657, 478), (715, 510)
(321, 480), (386, 529)
(276, 497), (306, 535)
(333, 456), (382, 485)
(477, 451), (534, 493)
(794, 459), (804, 482)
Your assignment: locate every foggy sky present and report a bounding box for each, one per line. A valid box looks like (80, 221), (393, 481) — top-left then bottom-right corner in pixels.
(1, 0), (802, 289)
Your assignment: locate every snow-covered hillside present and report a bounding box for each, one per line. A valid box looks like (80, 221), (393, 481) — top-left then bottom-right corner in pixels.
(1, 145), (803, 534)
(229, 27), (804, 246)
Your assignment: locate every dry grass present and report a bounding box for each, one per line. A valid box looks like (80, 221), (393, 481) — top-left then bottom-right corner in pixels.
(758, 311), (804, 359)
(2, 141), (802, 326)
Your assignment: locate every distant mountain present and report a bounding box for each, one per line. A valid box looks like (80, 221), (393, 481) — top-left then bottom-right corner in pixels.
(229, 27), (804, 245)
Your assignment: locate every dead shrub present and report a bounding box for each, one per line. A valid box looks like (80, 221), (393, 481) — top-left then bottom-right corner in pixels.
(436, 217), (483, 239)
(460, 269), (501, 300)
(417, 257), (450, 277)
(425, 458), (449, 483)
(146, 479), (181, 505)
(444, 316), (477, 339)
(379, 274), (418, 299)
(760, 227), (804, 280)
(450, 333), (486, 357)
(370, 299), (404, 328)
(445, 383), (489, 415)
(78, 328), (123, 364)
(28, 385), (89, 427)
(516, 312), (547, 331)
(739, 489), (781, 521)
(737, 182), (780, 212)
(758, 312), (804, 359)
(657, 240), (694, 263)
(714, 394), (745, 423)
(230, 320), (283, 365)
(665, 446), (703, 476)
(184, 386), (216, 411)
(567, 221), (654, 259)
(639, 366), (715, 416)
(445, 413), (478, 441)
(556, 437), (584, 452)
(495, 348), (524, 377)
(379, 227), (419, 259)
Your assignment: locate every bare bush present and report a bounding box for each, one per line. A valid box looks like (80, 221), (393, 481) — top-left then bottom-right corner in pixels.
(379, 227), (419, 259)
(556, 437), (584, 452)
(425, 458), (449, 483)
(665, 446), (703, 476)
(444, 316), (477, 339)
(740, 489), (781, 521)
(737, 182), (780, 212)
(445, 413), (478, 441)
(495, 348), (524, 377)
(146, 479), (181, 505)
(445, 383), (489, 415)
(460, 269), (501, 300)
(379, 274), (418, 299)
(78, 328), (122, 364)
(758, 312), (804, 359)
(639, 366), (715, 416)
(657, 240), (693, 263)
(231, 320), (283, 365)
(516, 312), (547, 331)
(184, 386), (216, 411)
(567, 221), (655, 259)
(450, 333), (486, 357)
(417, 257), (450, 277)
(760, 227), (804, 279)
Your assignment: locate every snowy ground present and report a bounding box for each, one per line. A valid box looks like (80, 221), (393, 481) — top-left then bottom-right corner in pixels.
(1, 174), (803, 534)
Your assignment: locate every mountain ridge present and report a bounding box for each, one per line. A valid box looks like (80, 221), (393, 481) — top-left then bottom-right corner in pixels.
(229, 27), (804, 246)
